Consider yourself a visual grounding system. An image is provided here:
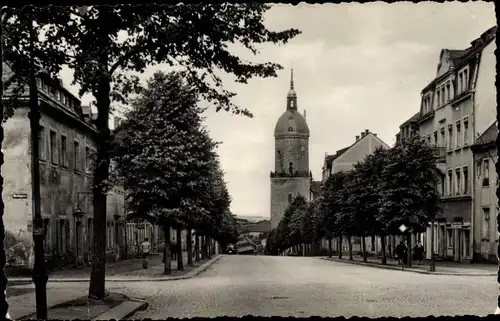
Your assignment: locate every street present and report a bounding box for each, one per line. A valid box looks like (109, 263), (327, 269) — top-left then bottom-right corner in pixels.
(103, 255), (496, 318)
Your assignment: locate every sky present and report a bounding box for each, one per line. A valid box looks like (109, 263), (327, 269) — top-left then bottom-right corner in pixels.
(58, 2), (496, 219)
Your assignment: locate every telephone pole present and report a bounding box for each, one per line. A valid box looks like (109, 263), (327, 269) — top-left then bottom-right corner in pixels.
(28, 12), (49, 319)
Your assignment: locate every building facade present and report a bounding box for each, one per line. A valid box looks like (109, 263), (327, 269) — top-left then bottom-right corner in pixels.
(2, 63), (129, 269)
(270, 70), (311, 230)
(413, 26), (497, 262)
(470, 122), (498, 262)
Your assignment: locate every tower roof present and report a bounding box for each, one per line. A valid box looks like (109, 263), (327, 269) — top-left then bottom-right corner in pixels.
(274, 110), (310, 138)
(274, 69), (309, 138)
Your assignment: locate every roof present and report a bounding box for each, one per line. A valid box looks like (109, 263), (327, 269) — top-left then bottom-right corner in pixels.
(325, 147), (349, 170)
(400, 112), (420, 128)
(421, 26), (497, 93)
(274, 109), (310, 138)
(471, 121), (498, 149)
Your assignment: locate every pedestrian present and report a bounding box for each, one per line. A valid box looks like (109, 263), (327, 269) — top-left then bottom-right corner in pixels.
(395, 241), (407, 266)
(387, 244), (392, 259)
(141, 237), (151, 269)
(414, 242), (424, 265)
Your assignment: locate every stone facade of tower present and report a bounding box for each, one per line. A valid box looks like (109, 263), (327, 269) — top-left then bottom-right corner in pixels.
(270, 70), (311, 230)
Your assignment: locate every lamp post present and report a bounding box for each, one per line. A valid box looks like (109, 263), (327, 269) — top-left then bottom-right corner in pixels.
(27, 14), (48, 320)
(429, 220), (436, 272)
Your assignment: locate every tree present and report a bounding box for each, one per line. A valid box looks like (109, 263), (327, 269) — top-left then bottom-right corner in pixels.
(347, 147), (389, 263)
(111, 71), (217, 276)
(378, 135), (442, 265)
(320, 171), (351, 257)
(288, 195), (308, 253)
(300, 198), (318, 256)
(3, 4), (300, 298)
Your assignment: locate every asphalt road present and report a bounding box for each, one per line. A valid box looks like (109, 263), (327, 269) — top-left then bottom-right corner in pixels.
(108, 255), (499, 318)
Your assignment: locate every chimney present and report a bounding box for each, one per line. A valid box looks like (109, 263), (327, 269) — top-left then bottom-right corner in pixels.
(303, 110), (306, 120)
(365, 129), (369, 135)
(361, 131), (365, 137)
(374, 133), (377, 137)
(355, 135), (360, 141)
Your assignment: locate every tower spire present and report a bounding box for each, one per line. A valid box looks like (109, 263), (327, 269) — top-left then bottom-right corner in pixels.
(286, 68), (297, 110)
(290, 68), (294, 90)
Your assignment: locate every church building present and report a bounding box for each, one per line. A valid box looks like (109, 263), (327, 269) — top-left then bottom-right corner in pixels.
(270, 70), (311, 230)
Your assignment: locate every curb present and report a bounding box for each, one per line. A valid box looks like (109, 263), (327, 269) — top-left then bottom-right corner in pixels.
(320, 257), (497, 276)
(93, 298), (149, 321)
(8, 255), (223, 285)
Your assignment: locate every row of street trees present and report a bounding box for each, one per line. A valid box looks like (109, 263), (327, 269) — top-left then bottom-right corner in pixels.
(266, 135), (442, 265)
(110, 71), (239, 274)
(1, 4), (301, 313)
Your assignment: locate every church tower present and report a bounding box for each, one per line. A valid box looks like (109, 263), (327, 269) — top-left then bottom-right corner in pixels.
(270, 70), (311, 230)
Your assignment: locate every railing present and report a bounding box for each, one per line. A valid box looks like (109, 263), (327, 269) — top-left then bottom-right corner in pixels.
(270, 170), (311, 178)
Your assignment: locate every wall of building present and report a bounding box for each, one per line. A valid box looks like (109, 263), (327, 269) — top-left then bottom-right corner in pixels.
(473, 147), (498, 262)
(270, 177), (311, 229)
(274, 137), (309, 174)
(474, 40), (497, 137)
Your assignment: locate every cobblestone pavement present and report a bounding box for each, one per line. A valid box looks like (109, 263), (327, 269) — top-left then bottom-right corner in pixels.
(121, 255), (498, 318)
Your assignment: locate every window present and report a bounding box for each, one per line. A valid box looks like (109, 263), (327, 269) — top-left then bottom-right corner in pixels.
(455, 169), (461, 195)
(463, 166), (469, 195)
(441, 87), (445, 105)
(447, 229), (453, 248)
(55, 90), (61, 101)
(440, 128), (445, 148)
(433, 131), (438, 146)
(446, 82), (451, 101)
(38, 126), (46, 160)
(447, 125), (453, 150)
(458, 67), (469, 93)
(288, 194), (292, 203)
(483, 208), (491, 240)
(74, 141), (80, 171)
(448, 170), (453, 196)
(60, 135), (67, 167)
(427, 135), (431, 145)
(85, 147), (94, 175)
(436, 90), (441, 107)
(483, 159), (490, 186)
(49, 130), (57, 164)
(455, 121), (461, 148)
(288, 127), (293, 131)
(463, 118), (469, 145)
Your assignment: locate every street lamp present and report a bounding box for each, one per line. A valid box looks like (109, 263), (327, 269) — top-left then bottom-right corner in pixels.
(27, 13), (48, 320)
(429, 220), (436, 272)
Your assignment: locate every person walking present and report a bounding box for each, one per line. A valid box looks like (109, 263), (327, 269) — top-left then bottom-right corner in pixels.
(141, 237), (151, 269)
(414, 242), (424, 265)
(395, 241), (407, 266)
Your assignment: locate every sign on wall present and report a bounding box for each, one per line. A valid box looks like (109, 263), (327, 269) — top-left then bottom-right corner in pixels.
(12, 193), (28, 199)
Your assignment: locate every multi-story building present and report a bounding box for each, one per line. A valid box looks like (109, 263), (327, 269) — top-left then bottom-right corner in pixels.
(2, 63), (128, 268)
(415, 26), (497, 263)
(470, 121), (498, 262)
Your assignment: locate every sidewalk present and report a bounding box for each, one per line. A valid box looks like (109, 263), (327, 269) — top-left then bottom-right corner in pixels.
(321, 255), (498, 276)
(7, 252), (219, 284)
(8, 254), (222, 320)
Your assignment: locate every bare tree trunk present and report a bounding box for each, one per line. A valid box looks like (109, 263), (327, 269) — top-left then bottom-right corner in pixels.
(338, 237), (343, 259)
(381, 235), (387, 265)
(327, 238), (332, 257)
(163, 224), (172, 275)
(176, 228), (183, 271)
(361, 236), (367, 262)
(195, 234), (200, 262)
(348, 237), (353, 260)
(186, 228), (193, 266)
